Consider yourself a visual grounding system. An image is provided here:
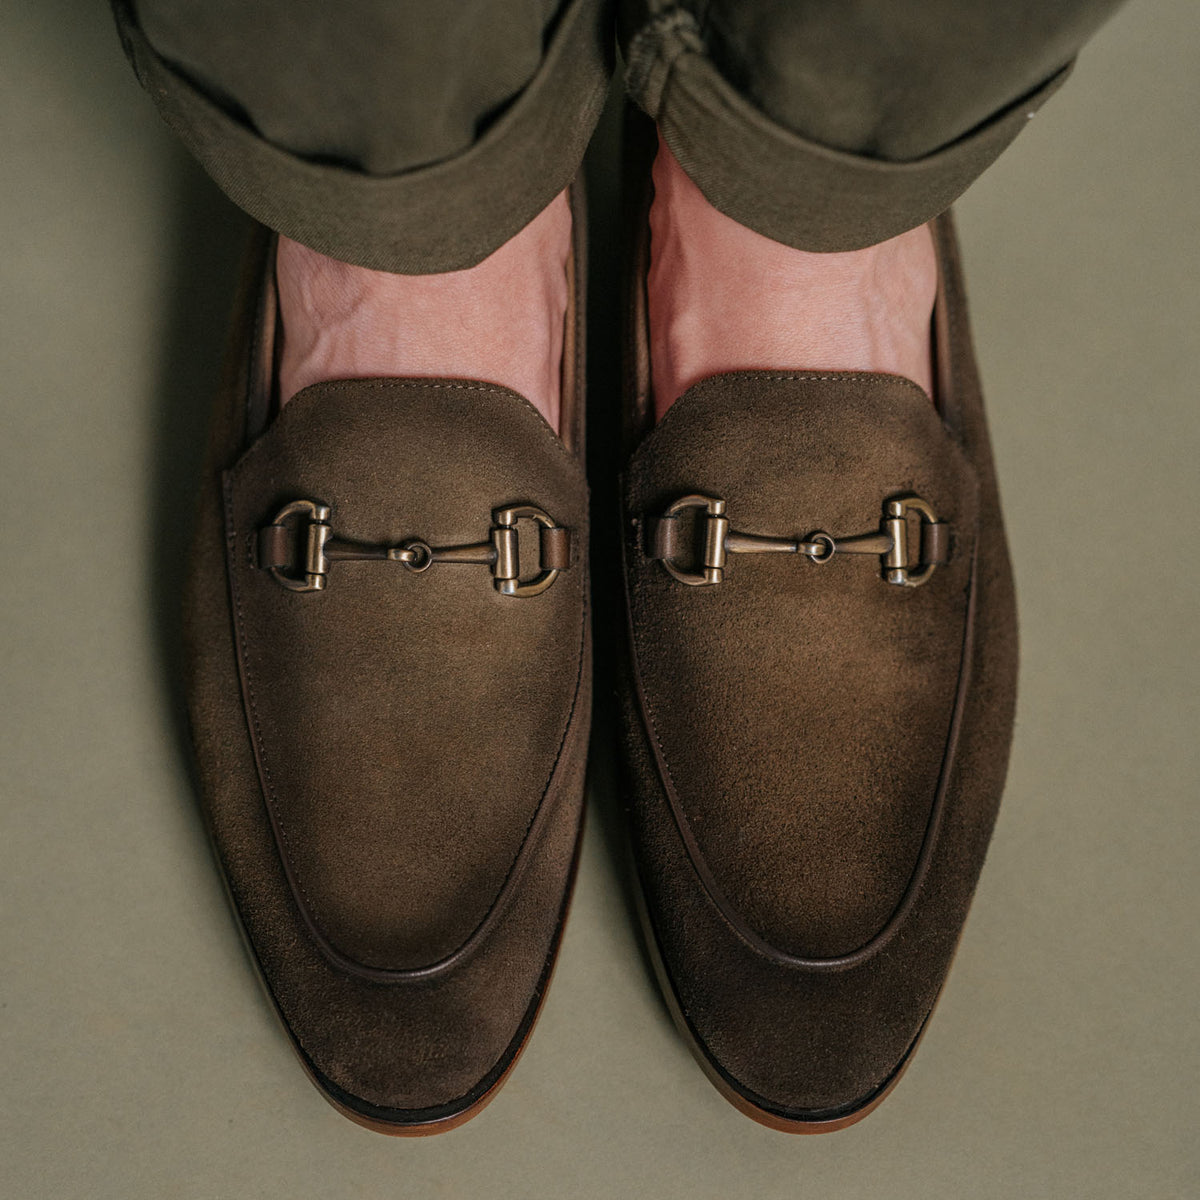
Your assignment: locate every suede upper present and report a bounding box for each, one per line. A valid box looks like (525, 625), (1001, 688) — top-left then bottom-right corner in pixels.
(624, 370), (979, 961)
(224, 379), (587, 974)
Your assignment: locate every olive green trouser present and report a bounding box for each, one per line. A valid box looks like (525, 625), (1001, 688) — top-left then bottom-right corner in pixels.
(113, 0), (1122, 273)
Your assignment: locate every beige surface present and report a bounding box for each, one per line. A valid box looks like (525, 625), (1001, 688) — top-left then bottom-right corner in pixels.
(2, 3), (1197, 1197)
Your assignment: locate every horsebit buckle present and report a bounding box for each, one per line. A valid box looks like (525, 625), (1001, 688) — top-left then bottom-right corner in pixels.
(258, 499), (570, 597)
(645, 493), (949, 588)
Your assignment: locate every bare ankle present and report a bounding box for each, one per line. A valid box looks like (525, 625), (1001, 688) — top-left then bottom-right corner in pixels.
(648, 144), (937, 418)
(275, 191), (573, 432)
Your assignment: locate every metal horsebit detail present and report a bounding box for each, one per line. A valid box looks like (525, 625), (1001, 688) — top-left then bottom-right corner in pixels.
(647, 493), (950, 588)
(258, 499), (570, 597)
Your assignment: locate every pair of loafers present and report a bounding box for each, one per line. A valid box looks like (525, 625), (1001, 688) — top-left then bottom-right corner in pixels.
(183, 125), (1016, 1134)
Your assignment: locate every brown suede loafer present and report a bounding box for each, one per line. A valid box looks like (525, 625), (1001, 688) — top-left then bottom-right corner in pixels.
(182, 195), (590, 1133)
(618, 122), (1018, 1131)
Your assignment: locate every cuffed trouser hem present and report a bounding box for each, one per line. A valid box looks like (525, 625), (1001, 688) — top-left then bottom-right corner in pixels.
(624, 9), (1072, 253)
(113, 0), (613, 273)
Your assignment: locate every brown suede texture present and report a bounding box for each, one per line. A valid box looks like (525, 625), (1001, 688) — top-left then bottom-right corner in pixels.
(625, 372), (980, 960)
(619, 213), (1018, 1116)
(182, 231), (591, 1118)
(224, 381), (588, 973)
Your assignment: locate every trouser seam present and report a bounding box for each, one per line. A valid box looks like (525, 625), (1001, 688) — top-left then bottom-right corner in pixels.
(625, 8), (705, 118)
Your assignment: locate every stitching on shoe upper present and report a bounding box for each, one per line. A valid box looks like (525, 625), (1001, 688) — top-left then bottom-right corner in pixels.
(236, 378), (584, 475)
(223, 475), (322, 928)
(635, 370), (937, 464)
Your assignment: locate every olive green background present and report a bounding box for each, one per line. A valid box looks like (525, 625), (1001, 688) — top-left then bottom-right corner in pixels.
(2, 2), (1197, 1196)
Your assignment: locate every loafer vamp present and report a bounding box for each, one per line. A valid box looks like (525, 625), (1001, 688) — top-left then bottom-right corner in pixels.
(222, 378), (588, 974)
(190, 452), (588, 1113)
(624, 371), (979, 960)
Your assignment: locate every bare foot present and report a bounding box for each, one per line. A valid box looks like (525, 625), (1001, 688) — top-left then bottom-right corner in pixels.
(648, 145), (937, 420)
(276, 191), (572, 433)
